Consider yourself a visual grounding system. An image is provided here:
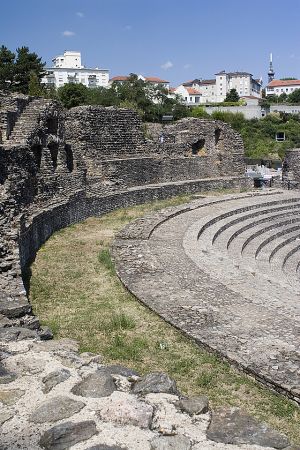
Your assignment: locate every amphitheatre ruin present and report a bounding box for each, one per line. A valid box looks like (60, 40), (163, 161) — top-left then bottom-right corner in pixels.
(0, 92), (299, 449)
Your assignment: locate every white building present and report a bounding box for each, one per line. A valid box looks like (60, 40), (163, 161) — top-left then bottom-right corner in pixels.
(109, 75), (170, 89)
(215, 71), (262, 102)
(41, 51), (109, 89)
(172, 85), (201, 105)
(266, 79), (300, 97)
(177, 71), (262, 104)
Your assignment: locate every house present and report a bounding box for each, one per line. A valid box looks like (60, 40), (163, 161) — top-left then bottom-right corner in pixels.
(176, 71), (262, 105)
(109, 75), (170, 89)
(172, 85), (201, 105)
(266, 79), (300, 97)
(41, 51), (109, 89)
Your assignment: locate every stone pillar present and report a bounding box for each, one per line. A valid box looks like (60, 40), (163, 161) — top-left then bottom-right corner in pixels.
(285, 149), (300, 182)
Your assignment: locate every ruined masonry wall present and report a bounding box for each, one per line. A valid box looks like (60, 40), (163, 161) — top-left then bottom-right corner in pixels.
(285, 149), (300, 182)
(0, 93), (249, 327)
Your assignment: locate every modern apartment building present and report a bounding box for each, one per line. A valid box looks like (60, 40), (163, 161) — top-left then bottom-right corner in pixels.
(41, 51), (109, 89)
(176, 71), (262, 104)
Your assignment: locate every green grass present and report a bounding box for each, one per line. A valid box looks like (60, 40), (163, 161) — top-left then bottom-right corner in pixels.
(98, 249), (116, 275)
(29, 193), (300, 444)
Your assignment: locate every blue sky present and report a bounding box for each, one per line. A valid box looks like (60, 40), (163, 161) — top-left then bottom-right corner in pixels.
(1, 0), (300, 86)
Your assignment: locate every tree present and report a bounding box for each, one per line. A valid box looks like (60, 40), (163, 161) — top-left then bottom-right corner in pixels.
(224, 88), (240, 102)
(57, 83), (89, 108)
(288, 89), (300, 104)
(28, 71), (43, 96)
(0, 45), (15, 90)
(13, 47), (45, 94)
(191, 106), (210, 118)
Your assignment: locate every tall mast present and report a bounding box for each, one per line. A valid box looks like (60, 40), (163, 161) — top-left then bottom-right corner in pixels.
(268, 53), (275, 83)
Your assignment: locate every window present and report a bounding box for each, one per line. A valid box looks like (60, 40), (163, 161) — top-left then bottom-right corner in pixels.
(276, 132), (285, 141)
(190, 97), (192, 101)
(185, 97), (187, 101)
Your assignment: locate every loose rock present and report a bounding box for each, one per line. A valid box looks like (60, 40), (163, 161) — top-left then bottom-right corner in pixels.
(39, 420), (97, 449)
(71, 371), (116, 398)
(0, 410), (13, 425)
(42, 368), (71, 393)
(0, 388), (24, 405)
(29, 396), (85, 423)
(175, 396), (209, 415)
(0, 361), (16, 384)
(207, 407), (290, 448)
(132, 372), (179, 396)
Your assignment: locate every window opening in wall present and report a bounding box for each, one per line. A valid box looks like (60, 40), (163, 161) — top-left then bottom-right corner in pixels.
(48, 143), (58, 169)
(275, 132), (285, 142)
(215, 128), (221, 145)
(191, 139), (205, 155)
(46, 117), (58, 135)
(32, 145), (42, 169)
(65, 144), (74, 172)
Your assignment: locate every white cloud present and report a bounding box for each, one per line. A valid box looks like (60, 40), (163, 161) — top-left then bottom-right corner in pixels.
(124, 25), (132, 31)
(161, 60), (173, 70)
(76, 12), (84, 18)
(62, 30), (75, 37)
(183, 63), (191, 69)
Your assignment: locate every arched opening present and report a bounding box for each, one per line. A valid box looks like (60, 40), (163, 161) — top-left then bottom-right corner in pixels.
(215, 128), (221, 145)
(48, 143), (58, 170)
(31, 145), (42, 169)
(65, 144), (74, 172)
(192, 139), (205, 155)
(46, 117), (58, 135)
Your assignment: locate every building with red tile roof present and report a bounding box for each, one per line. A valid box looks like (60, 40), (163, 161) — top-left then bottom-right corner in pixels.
(266, 79), (300, 96)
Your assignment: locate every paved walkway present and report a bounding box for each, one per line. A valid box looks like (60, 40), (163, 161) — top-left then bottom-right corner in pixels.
(112, 190), (300, 404)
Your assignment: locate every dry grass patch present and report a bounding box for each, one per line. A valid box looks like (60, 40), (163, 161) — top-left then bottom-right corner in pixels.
(29, 194), (300, 444)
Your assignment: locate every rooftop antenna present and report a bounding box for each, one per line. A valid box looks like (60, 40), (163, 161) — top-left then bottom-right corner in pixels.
(268, 53), (275, 83)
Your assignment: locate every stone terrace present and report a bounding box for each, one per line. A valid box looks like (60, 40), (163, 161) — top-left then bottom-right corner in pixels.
(112, 190), (300, 404)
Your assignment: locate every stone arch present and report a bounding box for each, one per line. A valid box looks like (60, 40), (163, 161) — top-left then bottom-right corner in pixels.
(192, 139), (205, 155)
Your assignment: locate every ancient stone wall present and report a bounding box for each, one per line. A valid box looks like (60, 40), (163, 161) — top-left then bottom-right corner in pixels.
(145, 118), (245, 177)
(65, 109), (245, 187)
(0, 92), (31, 143)
(285, 149), (300, 182)
(65, 106), (146, 181)
(0, 92), (250, 332)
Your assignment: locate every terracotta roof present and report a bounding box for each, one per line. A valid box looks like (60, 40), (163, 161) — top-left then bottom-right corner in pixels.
(199, 79), (215, 85)
(110, 75), (128, 81)
(169, 87), (177, 92)
(145, 76), (169, 83)
(186, 87), (201, 95)
(267, 79), (300, 87)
